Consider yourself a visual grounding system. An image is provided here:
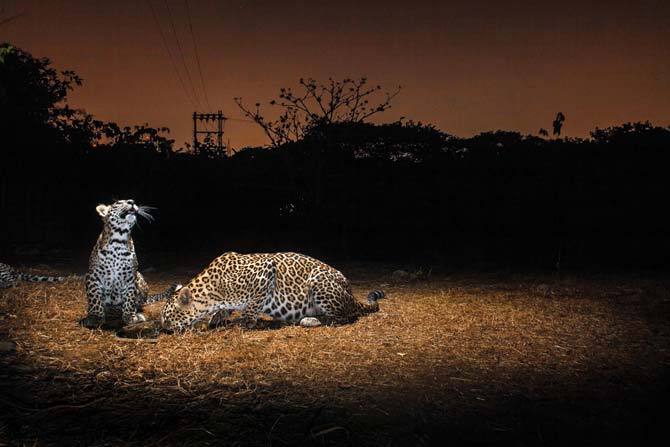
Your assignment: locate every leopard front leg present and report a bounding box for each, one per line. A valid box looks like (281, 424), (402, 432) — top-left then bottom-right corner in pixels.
(240, 260), (276, 329)
(82, 277), (106, 328)
(121, 284), (146, 324)
(240, 296), (266, 329)
(208, 308), (231, 328)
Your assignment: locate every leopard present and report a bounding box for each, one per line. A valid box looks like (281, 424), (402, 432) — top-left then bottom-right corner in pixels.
(159, 251), (386, 332)
(81, 199), (174, 328)
(0, 262), (81, 288)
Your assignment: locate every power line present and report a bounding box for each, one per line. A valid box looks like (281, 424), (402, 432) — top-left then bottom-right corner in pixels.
(184, 0), (212, 112)
(0, 0), (24, 28)
(160, 0), (213, 133)
(0, 12), (23, 27)
(226, 117), (257, 123)
(145, 0), (198, 109)
(162, 0), (202, 109)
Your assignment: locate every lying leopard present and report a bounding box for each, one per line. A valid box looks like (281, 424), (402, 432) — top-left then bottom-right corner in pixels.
(0, 262), (81, 288)
(160, 251), (385, 331)
(82, 199), (174, 328)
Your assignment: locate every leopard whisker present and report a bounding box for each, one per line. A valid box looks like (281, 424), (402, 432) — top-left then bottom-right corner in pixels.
(136, 206), (155, 222)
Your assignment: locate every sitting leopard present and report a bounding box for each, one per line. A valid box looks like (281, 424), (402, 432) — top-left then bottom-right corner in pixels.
(81, 199), (174, 328)
(0, 262), (81, 288)
(160, 251), (385, 331)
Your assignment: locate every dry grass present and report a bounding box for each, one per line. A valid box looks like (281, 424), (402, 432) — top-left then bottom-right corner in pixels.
(1, 267), (669, 446)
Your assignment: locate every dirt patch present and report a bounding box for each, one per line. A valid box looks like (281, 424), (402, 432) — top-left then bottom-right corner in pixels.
(1, 269), (669, 446)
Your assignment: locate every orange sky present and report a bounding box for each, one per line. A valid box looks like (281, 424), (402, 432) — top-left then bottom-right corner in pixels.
(2, 0), (669, 149)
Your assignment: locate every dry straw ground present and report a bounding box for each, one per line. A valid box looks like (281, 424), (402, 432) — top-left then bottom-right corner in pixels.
(1, 265), (669, 446)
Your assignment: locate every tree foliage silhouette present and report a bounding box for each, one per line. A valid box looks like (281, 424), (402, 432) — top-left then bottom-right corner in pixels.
(553, 112), (566, 136)
(0, 44), (13, 63)
(91, 121), (173, 154)
(0, 43), (173, 154)
(0, 42), (82, 141)
(235, 77), (402, 148)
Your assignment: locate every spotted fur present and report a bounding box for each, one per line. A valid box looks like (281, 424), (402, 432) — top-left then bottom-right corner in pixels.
(160, 252), (386, 331)
(0, 262), (80, 288)
(82, 199), (168, 328)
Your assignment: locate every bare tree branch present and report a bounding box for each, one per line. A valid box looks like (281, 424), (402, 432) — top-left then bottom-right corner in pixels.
(235, 77), (402, 148)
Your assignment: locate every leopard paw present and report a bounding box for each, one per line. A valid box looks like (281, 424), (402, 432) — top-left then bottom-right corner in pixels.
(208, 309), (231, 328)
(241, 318), (258, 329)
(129, 313), (147, 324)
(80, 315), (104, 329)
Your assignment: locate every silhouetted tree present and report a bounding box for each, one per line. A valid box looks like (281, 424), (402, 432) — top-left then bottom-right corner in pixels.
(589, 121), (670, 145)
(0, 42), (84, 148)
(0, 44), (12, 63)
(0, 43), (173, 154)
(234, 77), (402, 148)
(538, 128), (549, 137)
(552, 112), (565, 136)
(93, 122), (174, 156)
(297, 120), (451, 162)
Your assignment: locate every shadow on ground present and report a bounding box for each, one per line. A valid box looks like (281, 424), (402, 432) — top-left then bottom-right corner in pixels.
(1, 357), (668, 446)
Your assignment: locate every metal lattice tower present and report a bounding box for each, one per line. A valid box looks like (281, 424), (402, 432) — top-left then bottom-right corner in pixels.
(193, 111), (227, 155)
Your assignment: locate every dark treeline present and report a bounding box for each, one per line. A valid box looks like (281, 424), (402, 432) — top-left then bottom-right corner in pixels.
(1, 44), (669, 269)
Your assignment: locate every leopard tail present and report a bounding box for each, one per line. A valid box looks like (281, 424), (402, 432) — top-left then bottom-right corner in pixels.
(18, 272), (74, 282)
(355, 289), (386, 314)
(144, 283), (180, 304)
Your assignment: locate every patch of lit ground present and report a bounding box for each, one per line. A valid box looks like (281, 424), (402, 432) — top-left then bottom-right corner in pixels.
(1, 268), (669, 446)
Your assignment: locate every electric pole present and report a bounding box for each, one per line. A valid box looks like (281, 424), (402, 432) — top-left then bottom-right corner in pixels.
(193, 111), (227, 156)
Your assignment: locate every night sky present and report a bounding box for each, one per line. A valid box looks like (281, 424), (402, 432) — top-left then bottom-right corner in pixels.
(3, 0), (669, 148)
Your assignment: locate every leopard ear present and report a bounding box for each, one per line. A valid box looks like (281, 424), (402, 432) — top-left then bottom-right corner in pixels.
(177, 287), (192, 307)
(96, 204), (111, 217)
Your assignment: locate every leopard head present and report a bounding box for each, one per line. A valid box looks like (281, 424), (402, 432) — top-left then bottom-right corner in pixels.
(95, 199), (153, 233)
(160, 285), (200, 331)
